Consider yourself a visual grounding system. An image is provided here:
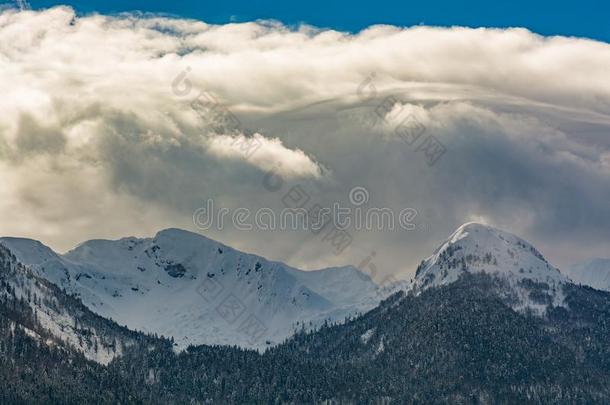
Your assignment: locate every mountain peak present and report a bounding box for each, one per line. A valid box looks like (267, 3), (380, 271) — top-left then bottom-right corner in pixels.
(154, 227), (205, 240)
(153, 227), (226, 249)
(0, 237), (59, 264)
(452, 221), (495, 234)
(413, 222), (568, 313)
(445, 222), (538, 250)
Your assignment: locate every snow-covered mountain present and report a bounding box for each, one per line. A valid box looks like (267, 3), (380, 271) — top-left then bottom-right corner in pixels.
(3, 223), (610, 403)
(568, 258), (610, 292)
(411, 222), (569, 314)
(0, 229), (380, 350)
(0, 222), (579, 355)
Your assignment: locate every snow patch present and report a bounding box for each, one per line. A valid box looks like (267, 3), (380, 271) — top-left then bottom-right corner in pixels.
(360, 328), (375, 344)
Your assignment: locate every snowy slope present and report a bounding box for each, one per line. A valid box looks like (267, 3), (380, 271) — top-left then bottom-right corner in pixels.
(0, 244), (140, 365)
(410, 222), (569, 314)
(0, 229), (380, 351)
(568, 258), (610, 292)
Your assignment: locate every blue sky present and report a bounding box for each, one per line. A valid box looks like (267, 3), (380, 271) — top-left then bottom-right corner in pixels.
(31, 0), (610, 42)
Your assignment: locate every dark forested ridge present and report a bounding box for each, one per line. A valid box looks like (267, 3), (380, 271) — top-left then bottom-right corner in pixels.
(2, 245), (610, 404)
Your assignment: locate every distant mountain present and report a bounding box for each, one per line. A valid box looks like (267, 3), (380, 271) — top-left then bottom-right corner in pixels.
(0, 228), (380, 350)
(568, 258), (610, 292)
(2, 223), (610, 403)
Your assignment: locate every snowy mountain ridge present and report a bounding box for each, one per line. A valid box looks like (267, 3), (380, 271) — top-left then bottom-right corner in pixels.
(0, 228), (381, 351)
(0, 222), (579, 357)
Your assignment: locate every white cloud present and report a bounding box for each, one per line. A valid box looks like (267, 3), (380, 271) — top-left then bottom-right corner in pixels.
(1, 6), (609, 273)
(206, 133), (323, 178)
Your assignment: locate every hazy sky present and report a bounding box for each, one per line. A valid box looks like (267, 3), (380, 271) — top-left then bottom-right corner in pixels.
(1, 6), (609, 279)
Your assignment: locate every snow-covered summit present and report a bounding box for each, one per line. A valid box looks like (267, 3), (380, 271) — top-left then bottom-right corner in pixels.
(0, 237), (59, 263)
(412, 222), (569, 314)
(0, 236), (77, 289)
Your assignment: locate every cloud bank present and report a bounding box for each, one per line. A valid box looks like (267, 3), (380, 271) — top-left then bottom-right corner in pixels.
(1, 6), (609, 276)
